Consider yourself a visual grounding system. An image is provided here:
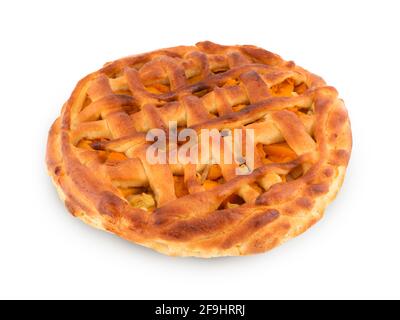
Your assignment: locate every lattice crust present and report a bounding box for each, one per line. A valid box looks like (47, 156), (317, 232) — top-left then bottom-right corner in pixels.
(46, 41), (352, 257)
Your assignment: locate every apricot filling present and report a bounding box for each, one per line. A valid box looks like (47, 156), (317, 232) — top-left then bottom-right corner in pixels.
(118, 187), (146, 198)
(271, 79), (295, 97)
(224, 78), (239, 87)
(145, 83), (170, 94)
(127, 193), (156, 211)
(77, 139), (94, 150)
(203, 180), (220, 190)
(207, 165), (222, 180)
(263, 143), (298, 163)
(174, 176), (189, 198)
(270, 79), (308, 97)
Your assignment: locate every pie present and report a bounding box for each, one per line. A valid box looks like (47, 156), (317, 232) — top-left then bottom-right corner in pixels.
(46, 41), (352, 257)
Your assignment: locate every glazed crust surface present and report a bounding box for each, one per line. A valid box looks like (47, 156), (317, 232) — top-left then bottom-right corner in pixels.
(46, 41), (352, 257)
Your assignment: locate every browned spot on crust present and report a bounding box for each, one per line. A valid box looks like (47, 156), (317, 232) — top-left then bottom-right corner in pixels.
(221, 209), (280, 250)
(283, 206), (296, 215)
(162, 209), (242, 241)
(97, 192), (125, 219)
(65, 200), (79, 217)
(330, 149), (351, 166)
(240, 46), (282, 66)
(323, 167), (334, 178)
(248, 221), (291, 254)
(307, 183), (329, 197)
(248, 209), (280, 229)
(327, 105), (348, 144)
(54, 166), (62, 176)
(256, 182), (298, 206)
(296, 197), (314, 210)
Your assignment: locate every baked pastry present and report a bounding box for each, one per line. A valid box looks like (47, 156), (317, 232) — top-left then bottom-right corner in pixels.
(46, 41), (352, 257)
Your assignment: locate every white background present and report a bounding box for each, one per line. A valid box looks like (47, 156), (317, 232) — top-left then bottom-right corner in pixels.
(1, 0), (399, 300)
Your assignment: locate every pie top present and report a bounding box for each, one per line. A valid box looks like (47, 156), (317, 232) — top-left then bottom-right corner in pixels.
(46, 41), (352, 257)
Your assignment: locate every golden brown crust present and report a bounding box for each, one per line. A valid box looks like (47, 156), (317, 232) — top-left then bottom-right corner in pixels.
(46, 41), (352, 257)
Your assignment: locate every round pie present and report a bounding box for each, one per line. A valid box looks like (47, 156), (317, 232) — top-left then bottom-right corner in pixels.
(46, 41), (352, 257)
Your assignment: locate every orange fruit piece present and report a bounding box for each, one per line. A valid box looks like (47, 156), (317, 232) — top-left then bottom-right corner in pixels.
(203, 180), (220, 190)
(271, 79), (295, 97)
(264, 143), (297, 163)
(107, 152), (128, 163)
(208, 165), (222, 180)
